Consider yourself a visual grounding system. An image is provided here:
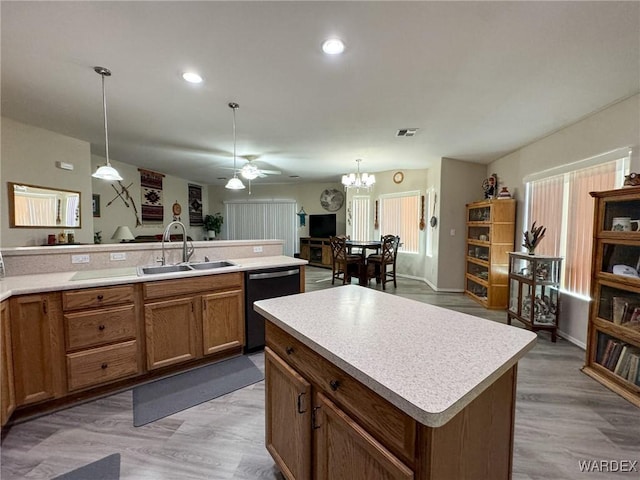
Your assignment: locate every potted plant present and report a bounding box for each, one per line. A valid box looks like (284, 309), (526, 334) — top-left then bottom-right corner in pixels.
(203, 213), (223, 239)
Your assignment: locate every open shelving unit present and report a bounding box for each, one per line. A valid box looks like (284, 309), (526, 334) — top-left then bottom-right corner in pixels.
(465, 198), (516, 309)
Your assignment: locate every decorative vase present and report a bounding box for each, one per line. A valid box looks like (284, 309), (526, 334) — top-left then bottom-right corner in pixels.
(208, 230), (216, 240)
(527, 248), (536, 256)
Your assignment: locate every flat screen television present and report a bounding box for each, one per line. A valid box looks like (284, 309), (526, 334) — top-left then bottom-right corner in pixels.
(309, 214), (336, 238)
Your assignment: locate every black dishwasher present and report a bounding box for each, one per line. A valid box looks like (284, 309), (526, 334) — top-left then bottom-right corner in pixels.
(244, 266), (301, 352)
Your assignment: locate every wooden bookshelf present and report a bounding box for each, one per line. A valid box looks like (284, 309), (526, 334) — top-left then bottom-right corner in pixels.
(582, 186), (640, 407)
(464, 198), (516, 309)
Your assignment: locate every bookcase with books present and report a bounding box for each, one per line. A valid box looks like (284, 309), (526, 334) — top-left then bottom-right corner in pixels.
(465, 198), (516, 309)
(582, 186), (640, 407)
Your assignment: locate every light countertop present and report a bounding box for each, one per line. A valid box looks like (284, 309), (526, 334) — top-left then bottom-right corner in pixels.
(0, 255), (306, 301)
(254, 285), (537, 428)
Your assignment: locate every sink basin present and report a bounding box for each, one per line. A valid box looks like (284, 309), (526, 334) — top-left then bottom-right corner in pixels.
(137, 264), (193, 275)
(188, 261), (235, 270)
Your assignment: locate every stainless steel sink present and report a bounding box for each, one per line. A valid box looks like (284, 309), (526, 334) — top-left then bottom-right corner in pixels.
(188, 261), (235, 270)
(137, 264), (193, 275)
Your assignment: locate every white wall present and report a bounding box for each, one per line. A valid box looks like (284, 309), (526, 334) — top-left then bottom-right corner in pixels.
(1, 118), (94, 247)
(487, 94), (640, 347)
(91, 156), (209, 243)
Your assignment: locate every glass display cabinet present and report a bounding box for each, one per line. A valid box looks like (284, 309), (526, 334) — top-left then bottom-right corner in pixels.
(507, 253), (562, 342)
(465, 199), (516, 309)
(582, 186), (640, 407)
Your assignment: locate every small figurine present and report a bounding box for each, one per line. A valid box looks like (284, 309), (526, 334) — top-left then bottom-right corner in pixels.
(623, 172), (639, 187)
(483, 173), (498, 199)
(497, 186), (512, 199)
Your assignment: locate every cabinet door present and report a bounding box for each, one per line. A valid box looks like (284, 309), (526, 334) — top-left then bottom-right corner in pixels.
(322, 244), (332, 266)
(144, 297), (198, 370)
(314, 392), (414, 480)
(300, 243), (310, 261)
(202, 289), (244, 356)
(265, 348), (311, 480)
(10, 294), (64, 406)
(1, 301), (16, 425)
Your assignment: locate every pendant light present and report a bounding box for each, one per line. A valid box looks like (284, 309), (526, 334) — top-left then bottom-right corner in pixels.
(225, 102), (245, 190)
(92, 66), (122, 181)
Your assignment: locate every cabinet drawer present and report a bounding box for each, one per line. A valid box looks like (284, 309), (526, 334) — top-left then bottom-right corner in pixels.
(63, 285), (135, 311)
(266, 322), (416, 463)
(66, 340), (139, 391)
(64, 304), (136, 351)
(143, 272), (243, 300)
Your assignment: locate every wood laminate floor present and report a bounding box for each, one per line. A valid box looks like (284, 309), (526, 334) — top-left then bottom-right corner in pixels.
(1, 267), (638, 480)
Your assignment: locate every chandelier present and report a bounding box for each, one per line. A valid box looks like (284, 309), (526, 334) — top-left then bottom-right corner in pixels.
(342, 159), (375, 191)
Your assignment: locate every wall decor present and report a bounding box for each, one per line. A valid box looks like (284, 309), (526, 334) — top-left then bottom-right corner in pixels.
(139, 168), (164, 223)
(297, 206), (307, 227)
(172, 201), (182, 222)
(374, 200), (379, 230)
(419, 195), (426, 230)
(104, 181), (141, 226)
(393, 171), (404, 184)
(92, 194), (100, 217)
(319, 188), (344, 212)
(188, 183), (203, 226)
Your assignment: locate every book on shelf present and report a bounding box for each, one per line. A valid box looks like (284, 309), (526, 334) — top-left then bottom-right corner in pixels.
(627, 354), (640, 385)
(606, 341), (624, 371)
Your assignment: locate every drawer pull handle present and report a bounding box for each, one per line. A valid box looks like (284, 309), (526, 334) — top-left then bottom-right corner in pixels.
(297, 392), (307, 414)
(285, 346), (294, 355)
(329, 380), (340, 391)
(98, 325), (106, 331)
(97, 295), (104, 301)
(101, 363), (108, 369)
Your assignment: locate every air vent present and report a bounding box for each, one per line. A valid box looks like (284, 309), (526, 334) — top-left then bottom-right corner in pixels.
(396, 128), (418, 137)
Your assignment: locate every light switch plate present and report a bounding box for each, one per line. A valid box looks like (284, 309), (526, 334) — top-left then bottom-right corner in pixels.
(253, 246), (263, 253)
(110, 252), (127, 261)
(71, 254), (90, 264)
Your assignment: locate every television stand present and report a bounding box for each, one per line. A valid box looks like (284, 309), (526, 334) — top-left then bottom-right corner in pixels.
(299, 237), (332, 268)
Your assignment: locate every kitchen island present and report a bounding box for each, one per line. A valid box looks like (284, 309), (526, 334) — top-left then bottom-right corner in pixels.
(255, 285), (537, 480)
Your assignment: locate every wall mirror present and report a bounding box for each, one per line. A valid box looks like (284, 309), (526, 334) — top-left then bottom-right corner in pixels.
(8, 182), (81, 228)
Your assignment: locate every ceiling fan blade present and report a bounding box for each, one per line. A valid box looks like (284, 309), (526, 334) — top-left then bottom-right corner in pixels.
(259, 169), (281, 175)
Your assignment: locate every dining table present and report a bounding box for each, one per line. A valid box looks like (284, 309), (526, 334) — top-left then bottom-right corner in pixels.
(346, 239), (381, 285)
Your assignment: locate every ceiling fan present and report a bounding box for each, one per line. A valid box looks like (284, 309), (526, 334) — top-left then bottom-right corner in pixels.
(225, 155), (282, 180)
(240, 156), (281, 179)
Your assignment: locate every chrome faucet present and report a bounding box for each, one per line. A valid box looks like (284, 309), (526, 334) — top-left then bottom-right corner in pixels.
(161, 221), (194, 265)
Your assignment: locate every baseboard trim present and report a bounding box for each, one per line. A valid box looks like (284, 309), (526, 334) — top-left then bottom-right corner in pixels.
(397, 274), (464, 293)
(557, 329), (586, 350)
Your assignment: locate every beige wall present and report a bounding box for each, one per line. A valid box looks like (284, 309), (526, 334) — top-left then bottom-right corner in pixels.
(438, 158), (487, 291)
(487, 93), (640, 347)
(91, 156), (209, 243)
(1, 118), (94, 247)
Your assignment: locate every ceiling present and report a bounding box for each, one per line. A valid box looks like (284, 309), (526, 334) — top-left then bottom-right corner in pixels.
(2, 1), (639, 186)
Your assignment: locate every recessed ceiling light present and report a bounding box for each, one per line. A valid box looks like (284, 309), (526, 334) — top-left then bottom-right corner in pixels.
(322, 38), (345, 55)
(182, 72), (203, 84)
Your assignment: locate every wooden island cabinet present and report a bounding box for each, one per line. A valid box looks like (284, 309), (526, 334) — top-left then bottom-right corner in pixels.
(257, 286), (536, 480)
(1, 300), (16, 426)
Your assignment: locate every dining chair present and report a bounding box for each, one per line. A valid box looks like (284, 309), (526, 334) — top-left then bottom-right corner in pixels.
(366, 235), (400, 290)
(329, 235), (363, 285)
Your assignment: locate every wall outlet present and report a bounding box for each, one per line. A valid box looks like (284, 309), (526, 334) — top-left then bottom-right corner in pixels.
(253, 246), (263, 253)
(71, 254), (90, 264)
(110, 252), (127, 261)
(450, 229), (456, 236)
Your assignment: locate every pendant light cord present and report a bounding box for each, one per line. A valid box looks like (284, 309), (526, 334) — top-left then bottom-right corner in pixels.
(101, 72), (110, 166)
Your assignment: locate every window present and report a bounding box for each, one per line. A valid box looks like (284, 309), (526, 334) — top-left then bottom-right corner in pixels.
(525, 149), (630, 298)
(225, 200), (297, 256)
(379, 191), (420, 253)
(351, 196), (370, 241)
